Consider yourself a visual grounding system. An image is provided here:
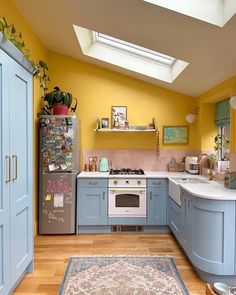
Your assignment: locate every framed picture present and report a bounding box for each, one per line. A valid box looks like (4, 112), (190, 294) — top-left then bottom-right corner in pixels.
(163, 126), (189, 144)
(112, 106), (127, 128)
(101, 118), (109, 129)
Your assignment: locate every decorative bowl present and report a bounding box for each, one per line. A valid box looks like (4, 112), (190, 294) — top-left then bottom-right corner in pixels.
(213, 283), (230, 295)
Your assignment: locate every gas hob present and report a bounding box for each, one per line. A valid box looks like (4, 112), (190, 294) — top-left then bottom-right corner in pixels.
(109, 168), (146, 187)
(109, 168), (145, 175)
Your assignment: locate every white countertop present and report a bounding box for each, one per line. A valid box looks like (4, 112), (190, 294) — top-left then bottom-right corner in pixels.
(77, 171), (236, 200)
(77, 171), (190, 178)
(177, 180), (236, 201)
(78, 171), (110, 178)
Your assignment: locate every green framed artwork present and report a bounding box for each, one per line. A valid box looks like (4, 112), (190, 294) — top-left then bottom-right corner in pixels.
(163, 126), (189, 145)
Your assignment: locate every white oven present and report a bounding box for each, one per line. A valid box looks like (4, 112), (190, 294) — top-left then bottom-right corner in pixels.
(108, 178), (146, 217)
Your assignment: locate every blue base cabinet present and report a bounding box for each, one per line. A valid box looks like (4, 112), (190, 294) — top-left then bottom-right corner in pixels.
(169, 190), (236, 282)
(147, 179), (167, 225)
(0, 34), (33, 295)
(186, 195), (235, 275)
(168, 197), (185, 245)
(77, 179), (108, 229)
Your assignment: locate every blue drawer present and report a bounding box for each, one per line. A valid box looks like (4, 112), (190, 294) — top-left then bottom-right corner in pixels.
(77, 178), (108, 188)
(147, 178), (166, 188)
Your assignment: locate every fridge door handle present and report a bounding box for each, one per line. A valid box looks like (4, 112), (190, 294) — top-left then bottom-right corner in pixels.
(5, 156), (11, 183)
(12, 155), (18, 181)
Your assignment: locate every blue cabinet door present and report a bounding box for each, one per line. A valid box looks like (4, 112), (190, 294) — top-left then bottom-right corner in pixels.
(9, 55), (33, 285)
(78, 187), (108, 225)
(168, 197), (185, 244)
(0, 49), (11, 295)
(147, 187), (167, 225)
(187, 196), (235, 275)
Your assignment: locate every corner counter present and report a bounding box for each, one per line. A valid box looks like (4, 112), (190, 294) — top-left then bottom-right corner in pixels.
(77, 170), (236, 284)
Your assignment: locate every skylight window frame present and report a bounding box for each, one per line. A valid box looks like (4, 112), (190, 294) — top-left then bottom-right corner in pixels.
(93, 32), (176, 66)
(73, 25), (189, 84)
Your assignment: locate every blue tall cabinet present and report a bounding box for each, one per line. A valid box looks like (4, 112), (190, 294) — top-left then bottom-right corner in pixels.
(0, 33), (33, 295)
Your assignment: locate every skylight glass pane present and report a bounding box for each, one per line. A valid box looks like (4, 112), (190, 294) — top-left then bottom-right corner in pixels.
(94, 32), (176, 66)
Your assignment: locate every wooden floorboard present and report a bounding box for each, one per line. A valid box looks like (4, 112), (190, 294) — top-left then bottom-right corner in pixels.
(13, 233), (206, 295)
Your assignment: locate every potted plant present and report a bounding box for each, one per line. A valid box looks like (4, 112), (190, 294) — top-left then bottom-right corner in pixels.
(44, 86), (78, 115)
(214, 134), (230, 160)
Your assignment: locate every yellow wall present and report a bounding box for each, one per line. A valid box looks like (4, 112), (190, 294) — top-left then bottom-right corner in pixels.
(197, 103), (217, 151)
(197, 76), (236, 152)
(9, 0), (236, 234)
(47, 51), (197, 155)
(1, 0), (48, 233)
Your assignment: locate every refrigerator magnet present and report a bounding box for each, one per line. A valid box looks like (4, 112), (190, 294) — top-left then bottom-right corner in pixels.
(54, 194), (64, 208)
(48, 164), (59, 171)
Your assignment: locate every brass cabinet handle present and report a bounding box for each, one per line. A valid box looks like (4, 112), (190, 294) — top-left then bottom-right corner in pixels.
(180, 192), (184, 204)
(5, 156), (11, 183)
(188, 199), (192, 211)
(12, 155), (18, 181)
(150, 191), (153, 200)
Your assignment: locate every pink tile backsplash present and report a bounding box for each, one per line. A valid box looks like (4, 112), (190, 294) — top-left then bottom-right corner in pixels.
(230, 153), (236, 171)
(83, 149), (200, 171)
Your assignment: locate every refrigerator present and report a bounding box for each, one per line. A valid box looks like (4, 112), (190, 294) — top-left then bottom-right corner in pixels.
(38, 115), (79, 234)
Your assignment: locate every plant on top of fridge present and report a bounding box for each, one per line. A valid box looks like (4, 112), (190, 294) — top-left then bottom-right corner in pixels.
(43, 86), (78, 115)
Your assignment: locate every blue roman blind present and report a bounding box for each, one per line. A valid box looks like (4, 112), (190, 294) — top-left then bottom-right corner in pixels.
(215, 98), (230, 127)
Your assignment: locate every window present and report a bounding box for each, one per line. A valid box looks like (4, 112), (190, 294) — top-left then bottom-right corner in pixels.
(143, 0), (236, 27)
(73, 25), (189, 83)
(217, 126), (230, 160)
(93, 32), (176, 66)
(214, 98), (230, 160)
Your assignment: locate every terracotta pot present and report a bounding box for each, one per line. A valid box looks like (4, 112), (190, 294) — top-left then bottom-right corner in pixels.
(53, 104), (68, 115)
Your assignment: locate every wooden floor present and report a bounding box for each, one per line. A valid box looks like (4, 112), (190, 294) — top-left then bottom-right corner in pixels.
(13, 233), (206, 295)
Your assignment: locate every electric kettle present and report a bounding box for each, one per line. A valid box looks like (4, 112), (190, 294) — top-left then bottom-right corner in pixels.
(99, 158), (109, 172)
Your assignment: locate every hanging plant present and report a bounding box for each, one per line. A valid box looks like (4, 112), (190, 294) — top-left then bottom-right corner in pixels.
(0, 16), (51, 113)
(0, 17), (31, 59)
(0, 16), (78, 115)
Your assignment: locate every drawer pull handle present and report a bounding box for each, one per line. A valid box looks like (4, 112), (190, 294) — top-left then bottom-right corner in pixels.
(153, 181), (161, 185)
(89, 181), (98, 185)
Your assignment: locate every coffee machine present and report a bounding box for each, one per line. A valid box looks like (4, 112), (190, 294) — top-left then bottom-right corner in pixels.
(185, 156), (199, 174)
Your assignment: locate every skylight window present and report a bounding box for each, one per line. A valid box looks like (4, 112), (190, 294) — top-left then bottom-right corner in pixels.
(94, 32), (176, 66)
(143, 0), (236, 27)
(73, 25), (189, 84)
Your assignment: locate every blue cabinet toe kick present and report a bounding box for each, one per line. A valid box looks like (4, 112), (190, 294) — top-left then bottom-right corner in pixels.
(77, 224), (170, 234)
(195, 266), (236, 286)
(108, 217), (146, 225)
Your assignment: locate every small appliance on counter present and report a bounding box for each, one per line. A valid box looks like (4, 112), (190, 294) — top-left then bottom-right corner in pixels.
(224, 171), (236, 189)
(185, 156), (199, 174)
(99, 157), (110, 172)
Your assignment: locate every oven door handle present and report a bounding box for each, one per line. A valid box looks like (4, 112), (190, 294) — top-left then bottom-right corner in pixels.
(109, 188), (146, 193)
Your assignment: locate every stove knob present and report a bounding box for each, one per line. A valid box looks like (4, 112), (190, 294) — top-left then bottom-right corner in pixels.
(137, 180), (141, 185)
(114, 180), (118, 185)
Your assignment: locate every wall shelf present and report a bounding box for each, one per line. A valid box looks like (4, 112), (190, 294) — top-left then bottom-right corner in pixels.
(95, 128), (157, 133)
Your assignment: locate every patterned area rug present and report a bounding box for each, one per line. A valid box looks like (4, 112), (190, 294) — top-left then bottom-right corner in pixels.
(59, 256), (190, 295)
